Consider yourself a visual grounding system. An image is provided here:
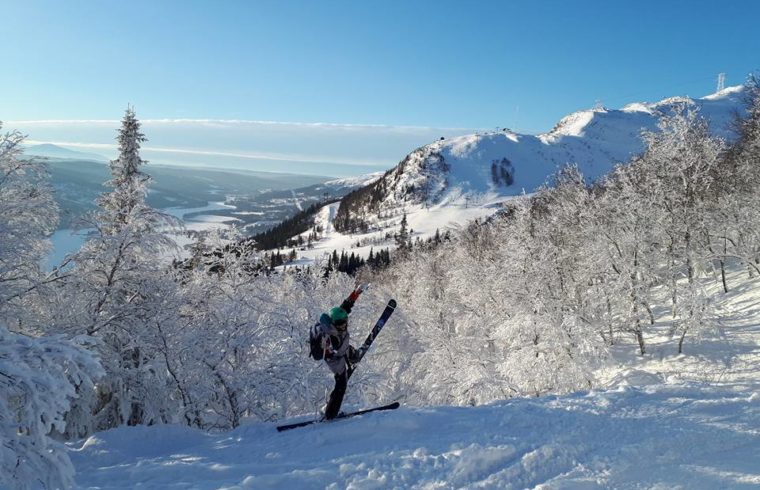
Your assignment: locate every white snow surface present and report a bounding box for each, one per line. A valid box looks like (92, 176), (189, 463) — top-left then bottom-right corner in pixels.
(69, 384), (760, 489)
(69, 386), (760, 489)
(324, 172), (385, 188)
(291, 197), (500, 267)
(69, 270), (760, 489)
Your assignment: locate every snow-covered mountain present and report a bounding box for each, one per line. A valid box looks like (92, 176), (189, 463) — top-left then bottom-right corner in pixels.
(324, 171), (384, 189)
(285, 86), (748, 264)
(23, 143), (109, 162)
(338, 86), (745, 225)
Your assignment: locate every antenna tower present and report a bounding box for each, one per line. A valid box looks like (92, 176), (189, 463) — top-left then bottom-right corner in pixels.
(717, 73), (726, 92)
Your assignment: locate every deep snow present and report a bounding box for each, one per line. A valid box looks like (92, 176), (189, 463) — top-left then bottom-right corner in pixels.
(69, 384), (760, 489)
(68, 270), (760, 489)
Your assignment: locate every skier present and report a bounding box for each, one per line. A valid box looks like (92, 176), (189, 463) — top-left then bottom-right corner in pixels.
(281, 292), (397, 431)
(315, 285), (366, 419)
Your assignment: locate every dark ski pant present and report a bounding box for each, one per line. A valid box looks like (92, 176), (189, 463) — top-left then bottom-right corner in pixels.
(324, 369), (349, 420)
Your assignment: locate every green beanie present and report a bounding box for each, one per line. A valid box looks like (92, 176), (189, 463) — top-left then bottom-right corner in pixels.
(329, 306), (348, 324)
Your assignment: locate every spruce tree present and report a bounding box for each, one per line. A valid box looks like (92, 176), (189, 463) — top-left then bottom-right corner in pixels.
(396, 212), (410, 250)
(55, 107), (179, 431)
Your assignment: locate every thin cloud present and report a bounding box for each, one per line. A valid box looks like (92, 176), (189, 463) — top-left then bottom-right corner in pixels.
(24, 140), (388, 167)
(9, 118), (478, 133)
(12, 118), (478, 175)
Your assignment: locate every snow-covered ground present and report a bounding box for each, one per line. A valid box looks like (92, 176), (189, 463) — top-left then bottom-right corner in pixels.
(69, 384), (760, 489)
(71, 383), (760, 489)
(287, 193), (510, 268)
(68, 270), (760, 489)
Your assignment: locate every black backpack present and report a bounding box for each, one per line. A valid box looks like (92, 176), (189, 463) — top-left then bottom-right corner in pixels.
(308, 313), (332, 360)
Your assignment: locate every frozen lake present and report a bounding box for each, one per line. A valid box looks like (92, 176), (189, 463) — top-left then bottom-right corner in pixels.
(46, 202), (239, 270)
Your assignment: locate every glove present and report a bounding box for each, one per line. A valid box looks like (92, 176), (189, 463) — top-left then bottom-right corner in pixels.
(347, 345), (362, 364)
(348, 283), (370, 302)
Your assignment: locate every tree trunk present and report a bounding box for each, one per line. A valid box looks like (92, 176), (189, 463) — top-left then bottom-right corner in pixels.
(669, 240), (678, 319)
(632, 294), (645, 355)
(643, 302), (655, 325)
(636, 324), (646, 356)
(677, 329), (687, 354)
(685, 230), (694, 283)
(631, 250), (645, 355)
(721, 232), (729, 293)
(720, 260), (728, 293)
(607, 298), (614, 345)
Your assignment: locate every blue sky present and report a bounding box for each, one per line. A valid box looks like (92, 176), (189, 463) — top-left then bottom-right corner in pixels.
(3, 0), (760, 175)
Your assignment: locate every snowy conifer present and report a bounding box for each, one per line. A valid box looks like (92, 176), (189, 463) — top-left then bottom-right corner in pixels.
(52, 108), (180, 431)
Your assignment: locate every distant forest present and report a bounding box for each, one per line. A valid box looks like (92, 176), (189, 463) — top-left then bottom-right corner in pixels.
(248, 199), (340, 250)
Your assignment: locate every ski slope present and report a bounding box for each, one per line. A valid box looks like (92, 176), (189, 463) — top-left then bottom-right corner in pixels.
(68, 270), (760, 489)
(289, 196), (503, 267)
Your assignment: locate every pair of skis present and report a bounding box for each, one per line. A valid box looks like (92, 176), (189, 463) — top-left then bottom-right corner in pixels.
(276, 298), (398, 432)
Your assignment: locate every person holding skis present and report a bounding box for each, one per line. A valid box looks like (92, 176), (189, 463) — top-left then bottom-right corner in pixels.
(281, 291), (397, 431)
(314, 284), (367, 419)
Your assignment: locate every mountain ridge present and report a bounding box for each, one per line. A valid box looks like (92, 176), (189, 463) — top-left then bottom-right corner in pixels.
(23, 143), (109, 162)
(332, 85), (747, 234)
(277, 85), (749, 266)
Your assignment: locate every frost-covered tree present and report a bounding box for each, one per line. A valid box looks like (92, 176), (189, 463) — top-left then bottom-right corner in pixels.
(714, 76), (760, 283)
(495, 176), (606, 394)
(0, 125), (105, 488)
(170, 233), (388, 428)
(396, 212), (410, 250)
(0, 326), (102, 490)
(374, 182), (607, 405)
(634, 107), (723, 352)
(51, 108), (180, 431)
(592, 162), (661, 354)
(385, 242), (475, 405)
(0, 125), (58, 328)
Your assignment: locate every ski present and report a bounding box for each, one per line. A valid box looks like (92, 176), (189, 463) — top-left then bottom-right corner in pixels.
(336, 401), (399, 419)
(355, 298), (397, 363)
(276, 402), (400, 432)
